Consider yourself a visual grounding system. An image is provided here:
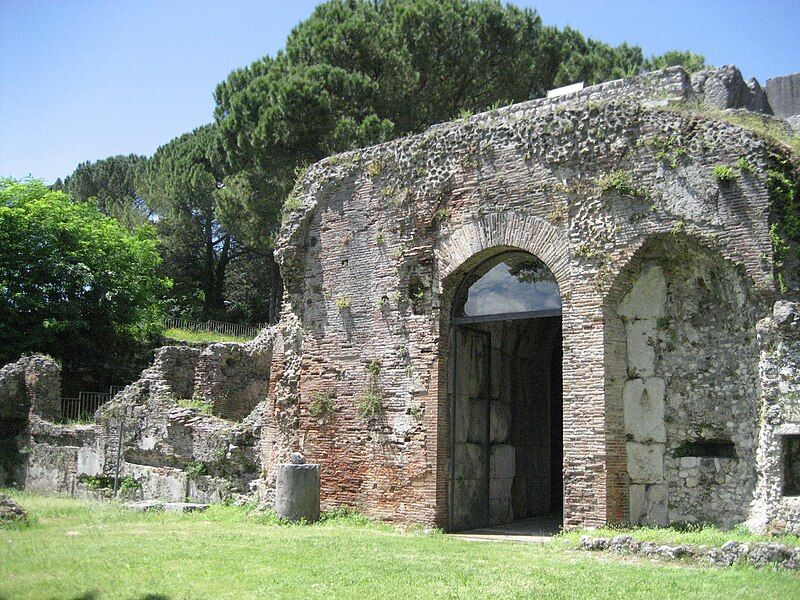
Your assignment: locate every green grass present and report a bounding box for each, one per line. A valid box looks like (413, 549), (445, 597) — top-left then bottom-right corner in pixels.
(163, 327), (251, 344)
(1, 492), (798, 600)
(560, 523), (800, 549)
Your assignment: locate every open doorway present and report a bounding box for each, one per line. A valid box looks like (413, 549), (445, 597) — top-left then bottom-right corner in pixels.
(449, 251), (563, 532)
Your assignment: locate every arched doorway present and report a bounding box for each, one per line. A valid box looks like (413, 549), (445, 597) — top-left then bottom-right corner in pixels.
(449, 250), (563, 531)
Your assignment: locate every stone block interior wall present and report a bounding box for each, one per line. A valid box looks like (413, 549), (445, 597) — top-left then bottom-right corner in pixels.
(452, 329), (489, 530)
(451, 317), (561, 529)
(613, 237), (760, 529)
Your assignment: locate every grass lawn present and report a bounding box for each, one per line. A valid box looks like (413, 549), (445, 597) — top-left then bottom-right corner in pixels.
(162, 327), (252, 344)
(1, 492), (798, 600)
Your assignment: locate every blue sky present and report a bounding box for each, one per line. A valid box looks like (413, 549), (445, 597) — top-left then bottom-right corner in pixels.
(2, 0), (798, 183)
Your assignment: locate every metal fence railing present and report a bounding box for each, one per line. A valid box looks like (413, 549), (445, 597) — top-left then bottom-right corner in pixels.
(61, 387), (126, 421)
(164, 317), (264, 339)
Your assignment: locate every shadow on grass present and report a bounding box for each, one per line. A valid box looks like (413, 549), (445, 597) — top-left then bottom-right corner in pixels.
(68, 593), (170, 600)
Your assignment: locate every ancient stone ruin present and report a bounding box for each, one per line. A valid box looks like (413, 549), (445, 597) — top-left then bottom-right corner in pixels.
(2, 66), (800, 535)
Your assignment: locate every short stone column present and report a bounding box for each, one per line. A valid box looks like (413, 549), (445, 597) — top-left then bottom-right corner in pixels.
(275, 452), (320, 522)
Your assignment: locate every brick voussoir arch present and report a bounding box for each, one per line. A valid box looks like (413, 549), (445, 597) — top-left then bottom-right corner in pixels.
(435, 210), (570, 294)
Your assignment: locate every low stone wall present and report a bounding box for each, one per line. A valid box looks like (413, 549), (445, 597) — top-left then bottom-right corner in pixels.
(24, 418), (101, 495)
(579, 535), (800, 570)
(1, 327), (277, 505)
(0, 355), (61, 423)
(194, 328), (276, 421)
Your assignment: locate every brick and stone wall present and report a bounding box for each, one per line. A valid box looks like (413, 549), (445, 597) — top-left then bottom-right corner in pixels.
(274, 65), (796, 530)
(609, 238), (761, 529)
(748, 301), (800, 534)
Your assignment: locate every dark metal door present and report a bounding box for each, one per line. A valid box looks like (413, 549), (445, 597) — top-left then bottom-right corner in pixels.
(450, 325), (491, 531)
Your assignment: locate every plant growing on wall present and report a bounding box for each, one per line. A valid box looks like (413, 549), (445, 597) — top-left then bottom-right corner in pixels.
(335, 295), (351, 310)
(713, 164), (737, 184)
(185, 461), (208, 480)
(642, 134), (689, 169)
(309, 391), (336, 420)
(357, 359), (384, 421)
(596, 170), (647, 199)
(767, 152), (800, 295)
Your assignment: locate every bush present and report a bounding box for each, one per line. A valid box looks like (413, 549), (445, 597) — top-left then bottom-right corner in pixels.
(0, 179), (169, 394)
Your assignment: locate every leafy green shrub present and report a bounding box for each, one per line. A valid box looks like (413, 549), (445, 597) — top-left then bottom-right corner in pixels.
(185, 461), (207, 480)
(767, 154), (800, 293)
(177, 396), (213, 415)
(78, 474), (139, 491)
(118, 476), (140, 493)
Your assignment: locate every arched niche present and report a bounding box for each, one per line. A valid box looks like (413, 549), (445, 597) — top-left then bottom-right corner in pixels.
(604, 234), (762, 529)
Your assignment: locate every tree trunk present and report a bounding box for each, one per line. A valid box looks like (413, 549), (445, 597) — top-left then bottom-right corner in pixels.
(201, 212), (215, 320)
(210, 235), (231, 318)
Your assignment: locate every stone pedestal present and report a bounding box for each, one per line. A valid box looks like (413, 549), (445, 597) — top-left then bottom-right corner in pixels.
(275, 463), (320, 522)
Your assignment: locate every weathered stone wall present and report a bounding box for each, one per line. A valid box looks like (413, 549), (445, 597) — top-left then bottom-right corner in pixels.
(748, 301), (800, 534)
(0, 355), (61, 423)
(613, 239), (761, 529)
(690, 65), (771, 114)
(275, 65), (790, 530)
(144, 346), (201, 400)
(0, 355), (62, 486)
(766, 73), (800, 118)
(194, 328), (276, 421)
(3, 330), (277, 504)
(96, 383), (261, 503)
(24, 421), (101, 496)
